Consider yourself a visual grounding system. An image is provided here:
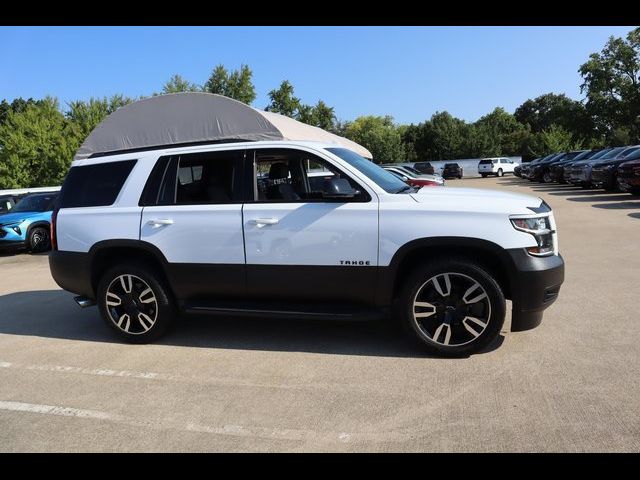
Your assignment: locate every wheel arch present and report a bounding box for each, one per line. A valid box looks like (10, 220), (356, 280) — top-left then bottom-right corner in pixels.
(378, 237), (516, 306)
(88, 240), (173, 299)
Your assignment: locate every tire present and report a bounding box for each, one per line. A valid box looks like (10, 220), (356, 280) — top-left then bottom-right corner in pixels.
(28, 225), (50, 253)
(630, 187), (640, 196)
(481, 174), (488, 178)
(542, 171), (552, 183)
(396, 258), (506, 357)
(97, 262), (176, 343)
(497, 168), (503, 177)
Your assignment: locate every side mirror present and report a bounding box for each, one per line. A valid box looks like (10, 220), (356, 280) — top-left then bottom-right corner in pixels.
(323, 177), (357, 199)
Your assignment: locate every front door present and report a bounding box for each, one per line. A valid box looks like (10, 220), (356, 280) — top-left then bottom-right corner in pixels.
(242, 148), (379, 305)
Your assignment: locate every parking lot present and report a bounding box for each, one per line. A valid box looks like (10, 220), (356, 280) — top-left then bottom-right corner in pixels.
(0, 175), (639, 452)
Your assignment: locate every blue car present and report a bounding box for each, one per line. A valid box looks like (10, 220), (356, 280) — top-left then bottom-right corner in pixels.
(0, 192), (59, 253)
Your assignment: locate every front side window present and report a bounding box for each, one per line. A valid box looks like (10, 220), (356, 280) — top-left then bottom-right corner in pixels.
(326, 147), (408, 194)
(253, 148), (370, 202)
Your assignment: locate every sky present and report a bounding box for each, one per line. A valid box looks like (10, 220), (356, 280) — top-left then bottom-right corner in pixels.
(0, 26), (636, 124)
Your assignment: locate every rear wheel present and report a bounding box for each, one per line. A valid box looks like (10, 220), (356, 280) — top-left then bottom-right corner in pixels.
(397, 259), (505, 357)
(28, 226), (50, 253)
(497, 168), (503, 177)
(97, 263), (176, 343)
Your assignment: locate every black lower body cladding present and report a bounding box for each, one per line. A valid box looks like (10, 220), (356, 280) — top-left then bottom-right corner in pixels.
(506, 249), (564, 331)
(49, 245), (565, 333)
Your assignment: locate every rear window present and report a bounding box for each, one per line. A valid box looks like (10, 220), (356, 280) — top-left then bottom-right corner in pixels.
(479, 160), (494, 165)
(59, 160), (137, 208)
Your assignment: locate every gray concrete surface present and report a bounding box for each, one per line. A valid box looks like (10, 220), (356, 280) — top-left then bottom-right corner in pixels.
(1, 176), (639, 452)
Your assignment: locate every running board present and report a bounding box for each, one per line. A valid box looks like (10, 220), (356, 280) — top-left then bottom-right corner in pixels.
(74, 296), (96, 308)
(182, 301), (386, 322)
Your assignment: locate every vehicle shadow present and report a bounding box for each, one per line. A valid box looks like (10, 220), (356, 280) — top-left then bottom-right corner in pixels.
(628, 212), (640, 219)
(592, 201), (640, 210)
(565, 194), (634, 203)
(0, 289), (505, 359)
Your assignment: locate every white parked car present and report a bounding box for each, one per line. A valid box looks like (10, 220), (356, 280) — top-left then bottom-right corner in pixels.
(49, 93), (564, 357)
(478, 158), (519, 177)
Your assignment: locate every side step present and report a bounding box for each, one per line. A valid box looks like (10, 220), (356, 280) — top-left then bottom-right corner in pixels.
(74, 296), (96, 308)
(182, 300), (386, 322)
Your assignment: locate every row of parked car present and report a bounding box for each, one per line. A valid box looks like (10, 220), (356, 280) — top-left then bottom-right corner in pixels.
(0, 191), (59, 253)
(515, 145), (640, 194)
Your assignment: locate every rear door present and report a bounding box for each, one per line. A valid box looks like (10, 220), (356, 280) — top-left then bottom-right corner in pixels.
(242, 147), (379, 304)
(140, 148), (247, 301)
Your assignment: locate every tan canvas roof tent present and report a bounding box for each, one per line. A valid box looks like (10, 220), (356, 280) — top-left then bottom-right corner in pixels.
(75, 92), (372, 160)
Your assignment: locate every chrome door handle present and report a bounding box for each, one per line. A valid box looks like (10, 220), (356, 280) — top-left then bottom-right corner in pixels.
(147, 218), (174, 227)
(250, 218), (279, 226)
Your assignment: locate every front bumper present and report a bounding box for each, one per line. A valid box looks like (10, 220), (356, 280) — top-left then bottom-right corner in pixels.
(507, 249), (565, 331)
(590, 168), (615, 187)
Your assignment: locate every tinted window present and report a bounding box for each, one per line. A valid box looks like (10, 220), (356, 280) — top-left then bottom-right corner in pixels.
(59, 160), (136, 208)
(479, 160), (493, 165)
(12, 193), (59, 212)
(156, 151), (243, 205)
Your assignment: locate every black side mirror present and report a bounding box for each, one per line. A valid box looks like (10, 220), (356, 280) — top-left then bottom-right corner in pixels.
(323, 177), (357, 199)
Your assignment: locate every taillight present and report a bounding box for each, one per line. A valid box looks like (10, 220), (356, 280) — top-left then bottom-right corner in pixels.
(51, 207), (59, 251)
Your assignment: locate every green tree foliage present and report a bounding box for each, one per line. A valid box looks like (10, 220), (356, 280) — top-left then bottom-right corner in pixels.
(579, 27), (640, 143)
(514, 93), (594, 143)
(265, 80), (301, 117)
(66, 95), (135, 139)
(532, 124), (583, 155)
(160, 74), (200, 94)
(203, 64), (257, 104)
(343, 116), (405, 164)
(0, 97), (77, 188)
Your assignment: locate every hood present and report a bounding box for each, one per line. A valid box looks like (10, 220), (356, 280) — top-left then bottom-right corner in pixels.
(410, 187), (543, 215)
(0, 211), (36, 224)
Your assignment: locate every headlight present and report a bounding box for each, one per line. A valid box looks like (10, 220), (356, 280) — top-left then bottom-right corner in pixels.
(510, 215), (555, 256)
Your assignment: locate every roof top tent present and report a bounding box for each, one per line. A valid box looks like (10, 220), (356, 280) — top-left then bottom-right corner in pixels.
(74, 92), (372, 161)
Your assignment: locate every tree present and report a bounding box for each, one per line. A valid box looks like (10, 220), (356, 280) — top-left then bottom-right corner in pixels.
(579, 27), (640, 143)
(0, 97), (44, 125)
(203, 64), (256, 104)
(475, 107), (531, 156)
(66, 95), (135, 140)
(343, 115), (405, 164)
(160, 74), (200, 94)
(531, 125), (583, 156)
(311, 100), (336, 131)
(265, 80), (301, 117)
(0, 97), (76, 188)
(514, 93), (594, 143)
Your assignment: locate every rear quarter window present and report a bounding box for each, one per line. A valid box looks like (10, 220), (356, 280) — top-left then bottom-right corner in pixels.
(58, 160), (137, 208)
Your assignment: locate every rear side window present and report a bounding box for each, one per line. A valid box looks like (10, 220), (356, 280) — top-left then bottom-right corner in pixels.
(59, 160), (137, 208)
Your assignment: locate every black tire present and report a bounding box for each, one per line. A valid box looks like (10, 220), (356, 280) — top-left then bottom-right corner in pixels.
(542, 171), (552, 183)
(97, 262), (176, 343)
(630, 187), (640, 196)
(497, 168), (503, 177)
(481, 174), (488, 178)
(396, 258), (505, 357)
(28, 225), (50, 253)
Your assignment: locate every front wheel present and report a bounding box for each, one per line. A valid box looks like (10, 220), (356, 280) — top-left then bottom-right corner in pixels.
(481, 173), (488, 178)
(497, 168), (503, 177)
(97, 263), (176, 343)
(28, 226), (51, 253)
(397, 259), (506, 357)
(542, 171), (552, 183)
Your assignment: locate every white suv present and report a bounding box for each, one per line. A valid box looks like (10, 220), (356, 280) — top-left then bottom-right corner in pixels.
(49, 95), (564, 356)
(478, 157), (519, 177)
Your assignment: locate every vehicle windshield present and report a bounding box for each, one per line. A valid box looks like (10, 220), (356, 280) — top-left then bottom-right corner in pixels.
(622, 149), (640, 161)
(570, 150), (593, 162)
(587, 148), (612, 160)
(11, 194), (58, 213)
(326, 148), (409, 194)
(402, 165), (422, 175)
(597, 146), (627, 160)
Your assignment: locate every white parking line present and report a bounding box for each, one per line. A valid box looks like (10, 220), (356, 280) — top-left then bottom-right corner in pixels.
(0, 401), (122, 421)
(0, 400), (352, 444)
(0, 361), (163, 380)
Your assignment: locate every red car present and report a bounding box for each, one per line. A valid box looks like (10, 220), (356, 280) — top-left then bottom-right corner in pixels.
(383, 166), (444, 187)
(617, 158), (640, 194)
